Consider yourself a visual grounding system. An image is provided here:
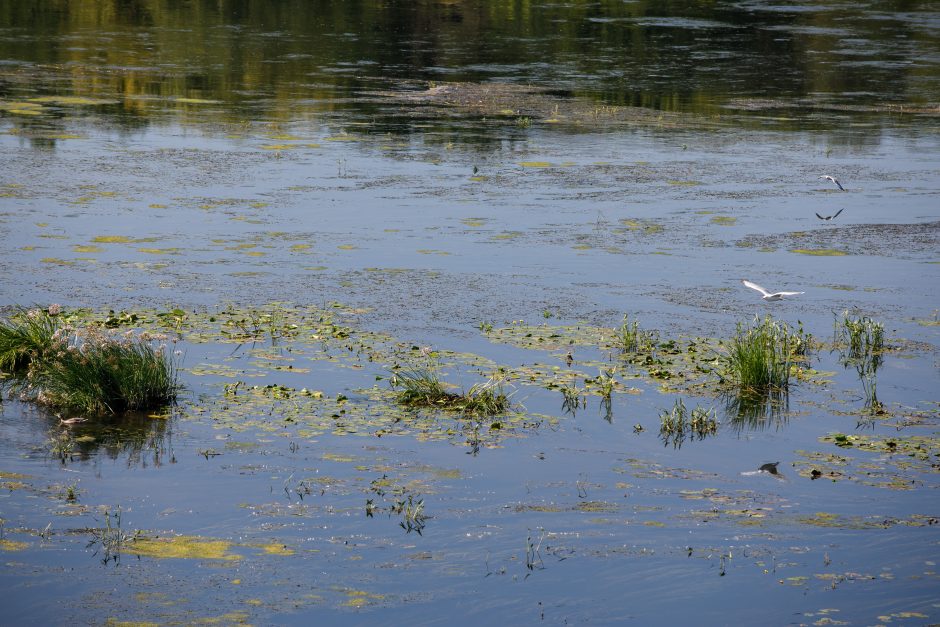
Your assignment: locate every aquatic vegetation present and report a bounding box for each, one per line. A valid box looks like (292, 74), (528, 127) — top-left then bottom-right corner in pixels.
(658, 399), (719, 448)
(128, 535), (241, 561)
(87, 508), (139, 565)
(719, 316), (811, 424)
(392, 494), (429, 534)
(392, 362), (511, 416)
(560, 382), (585, 413)
(834, 312), (886, 413)
(1, 306), (178, 416)
(722, 315), (807, 397)
(615, 314), (658, 354)
(27, 326), (178, 415)
(0, 306), (60, 375)
(834, 311), (885, 371)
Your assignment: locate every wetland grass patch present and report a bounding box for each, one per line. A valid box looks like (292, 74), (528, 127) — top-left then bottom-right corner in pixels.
(614, 314), (658, 354)
(658, 399), (719, 448)
(720, 316), (810, 420)
(0, 305), (59, 374)
(834, 312), (886, 414)
(392, 363), (511, 416)
(1, 306), (179, 416)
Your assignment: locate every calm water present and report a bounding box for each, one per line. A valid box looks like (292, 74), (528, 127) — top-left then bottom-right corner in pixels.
(1, 1), (939, 625)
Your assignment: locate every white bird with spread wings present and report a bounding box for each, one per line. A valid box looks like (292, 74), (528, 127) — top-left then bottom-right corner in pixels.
(742, 280), (804, 301)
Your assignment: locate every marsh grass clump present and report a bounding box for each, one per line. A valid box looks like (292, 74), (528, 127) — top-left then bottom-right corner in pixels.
(658, 399), (718, 448)
(392, 362), (511, 416)
(1, 306), (178, 416)
(615, 314), (658, 354)
(723, 316), (807, 396)
(0, 306), (59, 375)
(31, 328), (178, 415)
(834, 312), (884, 372)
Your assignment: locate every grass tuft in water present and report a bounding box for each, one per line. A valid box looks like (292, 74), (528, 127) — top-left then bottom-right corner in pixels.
(392, 361), (511, 416)
(834, 311), (886, 414)
(29, 327), (178, 415)
(615, 314), (658, 354)
(0, 306), (60, 375)
(2, 306), (179, 416)
(834, 311), (884, 372)
(658, 399), (718, 448)
(723, 316), (807, 396)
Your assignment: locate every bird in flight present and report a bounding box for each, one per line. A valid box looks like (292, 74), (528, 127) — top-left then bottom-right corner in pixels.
(815, 208), (844, 221)
(819, 175), (844, 190)
(742, 280), (804, 301)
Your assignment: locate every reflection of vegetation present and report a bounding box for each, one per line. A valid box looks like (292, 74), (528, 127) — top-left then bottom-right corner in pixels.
(834, 312), (886, 414)
(658, 399), (718, 449)
(1, 0), (933, 146)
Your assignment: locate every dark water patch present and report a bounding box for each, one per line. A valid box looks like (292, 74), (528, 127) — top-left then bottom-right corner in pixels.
(737, 221), (940, 259)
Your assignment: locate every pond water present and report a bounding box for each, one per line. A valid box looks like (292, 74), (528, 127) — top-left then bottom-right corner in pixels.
(1, 1), (939, 625)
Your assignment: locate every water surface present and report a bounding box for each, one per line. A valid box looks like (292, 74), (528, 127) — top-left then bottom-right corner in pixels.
(1, 1), (939, 625)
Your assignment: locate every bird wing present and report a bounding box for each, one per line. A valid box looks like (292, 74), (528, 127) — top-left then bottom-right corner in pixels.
(742, 280), (770, 296)
(832, 208), (843, 218)
(815, 212), (825, 220)
(834, 179), (844, 190)
(775, 291), (804, 297)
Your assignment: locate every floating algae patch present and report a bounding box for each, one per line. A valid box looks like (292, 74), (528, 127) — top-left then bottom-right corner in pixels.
(619, 218), (665, 235)
(138, 248), (181, 255)
(92, 235), (160, 244)
(791, 248), (849, 256)
(72, 245), (103, 253)
(127, 535), (240, 561)
(710, 216), (737, 225)
(0, 539), (29, 551)
(341, 589), (385, 608)
(518, 161), (552, 168)
(30, 95), (118, 106)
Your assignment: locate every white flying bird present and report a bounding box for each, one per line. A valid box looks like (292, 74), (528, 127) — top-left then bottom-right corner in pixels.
(819, 175), (844, 191)
(742, 280), (804, 301)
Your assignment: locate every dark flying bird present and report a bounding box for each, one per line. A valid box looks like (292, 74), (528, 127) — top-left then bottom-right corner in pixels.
(815, 208), (844, 221)
(742, 280), (804, 301)
(819, 175), (844, 191)
(758, 462), (780, 475)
